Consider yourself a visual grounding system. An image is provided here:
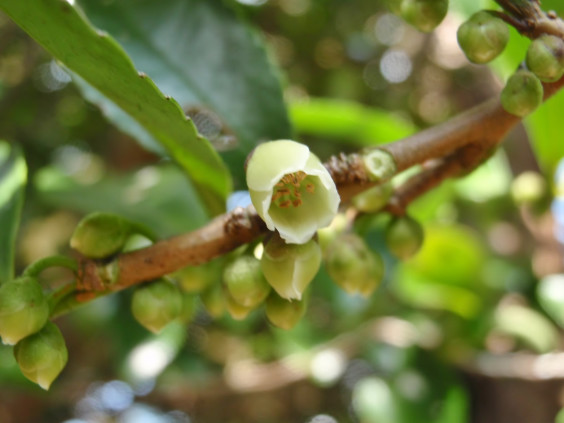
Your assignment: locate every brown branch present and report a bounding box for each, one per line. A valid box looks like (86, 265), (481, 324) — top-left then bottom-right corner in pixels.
(494, 0), (564, 38)
(380, 99), (518, 172)
(386, 143), (495, 215)
(71, 76), (564, 297)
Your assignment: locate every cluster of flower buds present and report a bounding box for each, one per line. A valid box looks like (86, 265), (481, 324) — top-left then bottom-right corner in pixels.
(456, 7), (564, 118)
(0, 277), (67, 390)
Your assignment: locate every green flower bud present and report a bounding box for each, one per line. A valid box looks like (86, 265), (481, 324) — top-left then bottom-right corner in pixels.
(131, 279), (183, 334)
(501, 70), (543, 117)
(246, 140), (340, 245)
(225, 291), (255, 321)
(178, 292), (198, 324)
(457, 11), (509, 64)
(200, 283), (226, 318)
(511, 171), (546, 205)
(265, 293), (306, 330)
(325, 234), (384, 297)
(0, 277), (49, 346)
(526, 35), (564, 82)
(14, 322), (68, 390)
(176, 261), (219, 293)
(224, 256), (270, 308)
(352, 183), (392, 213)
(400, 0), (448, 33)
(386, 0), (402, 15)
(70, 212), (136, 258)
(317, 213), (348, 251)
(261, 234), (321, 301)
(385, 215), (424, 260)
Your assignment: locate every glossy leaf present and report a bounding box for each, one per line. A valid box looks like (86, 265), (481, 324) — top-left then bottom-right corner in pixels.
(0, 0), (230, 215)
(0, 142), (27, 285)
(77, 0), (292, 186)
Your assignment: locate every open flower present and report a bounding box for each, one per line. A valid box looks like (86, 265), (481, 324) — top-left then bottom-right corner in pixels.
(246, 140), (340, 244)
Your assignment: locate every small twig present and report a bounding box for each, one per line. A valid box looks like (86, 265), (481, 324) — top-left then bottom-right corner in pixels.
(22, 255), (78, 278)
(494, 0), (564, 38)
(386, 143), (496, 215)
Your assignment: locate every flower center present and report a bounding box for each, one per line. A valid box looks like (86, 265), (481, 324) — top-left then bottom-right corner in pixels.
(271, 171), (316, 208)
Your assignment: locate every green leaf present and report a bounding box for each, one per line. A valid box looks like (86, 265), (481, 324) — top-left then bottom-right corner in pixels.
(34, 164), (208, 238)
(0, 0), (231, 215)
(290, 98), (415, 146)
(527, 91), (564, 177)
(76, 0), (292, 187)
(392, 224), (487, 318)
(0, 142), (27, 285)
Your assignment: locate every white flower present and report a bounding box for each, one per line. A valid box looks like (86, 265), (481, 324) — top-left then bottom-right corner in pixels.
(246, 140), (340, 244)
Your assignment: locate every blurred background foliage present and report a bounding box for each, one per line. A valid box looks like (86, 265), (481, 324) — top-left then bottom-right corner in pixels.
(1, 0), (564, 422)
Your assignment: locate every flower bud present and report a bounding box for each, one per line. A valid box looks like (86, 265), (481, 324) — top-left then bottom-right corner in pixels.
(178, 293), (198, 324)
(131, 279), (183, 334)
(200, 283), (226, 318)
(511, 171), (546, 205)
(400, 0), (448, 33)
(386, 0), (401, 14)
(225, 292), (255, 321)
(70, 212), (135, 258)
(261, 234), (321, 301)
(176, 261), (219, 293)
(0, 277), (49, 346)
(352, 183), (392, 213)
(246, 140), (340, 245)
(325, 234), (384, 297)
(14, 322), (68, 390)
(385, 215), (424, 260)
(501, 70), (543, 117)
(457, 11), (509, 64)
(526, 35), (564, 82)
(265, 293), (306, 330)
(224, 255), (271, 308)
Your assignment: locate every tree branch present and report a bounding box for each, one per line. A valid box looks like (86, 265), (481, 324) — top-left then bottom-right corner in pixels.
(53, 3), (564, 312)
(68, 76), (563, 301)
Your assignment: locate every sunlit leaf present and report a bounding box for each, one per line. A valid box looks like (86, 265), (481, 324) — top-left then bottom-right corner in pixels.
(392, 224), (487, 318)
(527, 91), (564, 177)
(290, 98), (415, 146)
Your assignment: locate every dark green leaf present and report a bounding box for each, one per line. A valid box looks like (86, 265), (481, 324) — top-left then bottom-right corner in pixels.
(35, 164), (208, 238)
(77, 0), (292, 187)
(1, 0), (231, 215)
(0, 142), (27, 285)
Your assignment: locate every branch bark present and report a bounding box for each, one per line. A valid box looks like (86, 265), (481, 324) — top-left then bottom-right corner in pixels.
(58, 2), (564, 310)
(68, 75), (564, 299)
